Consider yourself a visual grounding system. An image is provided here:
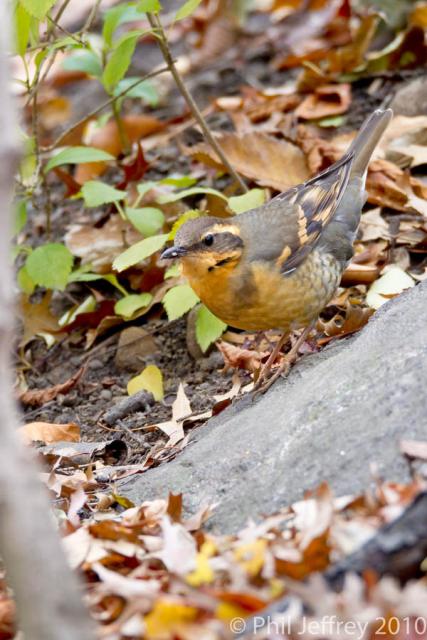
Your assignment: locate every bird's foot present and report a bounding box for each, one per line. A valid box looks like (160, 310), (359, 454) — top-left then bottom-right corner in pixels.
(252, 325), (314, 397)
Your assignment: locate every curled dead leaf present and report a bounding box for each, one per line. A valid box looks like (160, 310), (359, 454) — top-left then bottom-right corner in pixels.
(295, 84), (351, 120)
(216, 341), (267, 373)
(18, 366), (85, 407)
(19, 422), (80, 445)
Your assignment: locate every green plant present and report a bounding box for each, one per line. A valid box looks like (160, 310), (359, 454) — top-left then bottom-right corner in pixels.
(13, 0), (253, 353)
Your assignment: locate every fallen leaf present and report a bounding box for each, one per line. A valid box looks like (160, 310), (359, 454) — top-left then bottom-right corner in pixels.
(19, 292), (64, 348)
(18, 366), (85, 407)
(184, 132), (309, 191)
(295, 84), (351, 120)
(144, 599), (198, 640)
(65, 215), (142, 271)
(378, 115), (427, 168)
(158, 516), (197, 574)
(172, 383), (192, 422)
(366, 266), (415, 309)
(19, 422), (80, 445)
(359, 208), (391, 242)
(75, 115), (165, 183)
(217, 341), (267, 373)
(127, 365), (164, 401)
(400, 440), (427, 461)
(317, 303), (373, 340)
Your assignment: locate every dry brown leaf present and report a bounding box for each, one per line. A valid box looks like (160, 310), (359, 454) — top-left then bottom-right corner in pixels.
(367, 159), (427, 216)
(400, 439), (427, 461)
(19, 421), (80, 445)
(75, 115), (165, 183)
(341, 263), (380, 286)
(317, 303), (373, 340)
(378, 115), (427, 168)
(359, 208), (391, 242)
(65, 216), (142, 271)
(217, 341), (267, 373)
(19, 292), (64, 348)
(183, 132), (309, 191)
(296, 124), (347, 174)
(18, 366), (85, 407)
(295, 83), (351, 120)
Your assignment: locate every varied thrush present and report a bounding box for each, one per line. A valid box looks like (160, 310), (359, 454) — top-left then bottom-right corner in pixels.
(161, 109), (393, 392)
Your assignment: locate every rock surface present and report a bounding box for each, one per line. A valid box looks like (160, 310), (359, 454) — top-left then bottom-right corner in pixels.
(119, 283), (427, 532)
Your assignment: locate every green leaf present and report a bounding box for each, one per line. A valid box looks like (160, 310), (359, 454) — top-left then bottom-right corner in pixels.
(157, 186), (227, 204)
(114, 78), (158, 106)
(137, 0), (161, 12)
(15, 2), (32, 55)
(114, 293), (153, 319)
(228, 188), (265, 214)
(160, 176), (197, 188)
(162, 284), (199, 321)
(45, 147), (114, 173)
(113, 233), (168, 272)
(59, 295), (96, 327)
(68, 270), (128, 295)
(317, 115), (347, 128)
(175, 0), (203, 21)
(103, 3), (143, 47)
(164, 263), (180, 279)
(127, 364), (163, 400)
(126, 207), (164, 236)
(25, 243), (74, 291)
(168, 210), (201, 240)
(15, 199), (28, 235)
(20, 0), (56, 19)
(81, 181), (127, 207)
(17, 265), (35, 295)
(62, 50), (103, 77)
(137, 180), (158, 198)
(102, 32), (140, 93)
(195, 304), (226, 352)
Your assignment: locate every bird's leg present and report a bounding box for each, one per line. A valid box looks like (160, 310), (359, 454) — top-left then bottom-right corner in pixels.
(253, 331), (290, 389)
(253, 324), (314, 395)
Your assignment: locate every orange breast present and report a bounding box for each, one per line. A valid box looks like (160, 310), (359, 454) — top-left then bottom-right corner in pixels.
(182, 251), (342, 331)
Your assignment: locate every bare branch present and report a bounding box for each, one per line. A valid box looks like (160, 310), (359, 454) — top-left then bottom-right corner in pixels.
(147, 13), (248, 193)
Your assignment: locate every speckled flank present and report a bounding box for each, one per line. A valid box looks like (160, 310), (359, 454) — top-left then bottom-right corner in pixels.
(183, 249), (342, 331)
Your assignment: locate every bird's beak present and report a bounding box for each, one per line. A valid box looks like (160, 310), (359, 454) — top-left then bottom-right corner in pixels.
(160, 245), (188, 260)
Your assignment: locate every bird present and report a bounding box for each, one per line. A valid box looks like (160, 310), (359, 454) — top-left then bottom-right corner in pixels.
(161, 108), (393, 393)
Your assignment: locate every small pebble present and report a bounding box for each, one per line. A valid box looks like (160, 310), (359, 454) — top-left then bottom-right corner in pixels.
(99, 389), (113, 402)
(88, 358), (104, 371)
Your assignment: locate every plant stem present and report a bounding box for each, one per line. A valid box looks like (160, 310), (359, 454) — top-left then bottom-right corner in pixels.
(42, 65), (170, 152)
(147, 13), (248, 193)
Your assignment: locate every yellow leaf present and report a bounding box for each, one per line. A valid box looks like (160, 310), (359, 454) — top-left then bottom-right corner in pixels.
(216, 602), (248, 622)
(234, 539), (267, 576)
(186, 540), (216, 587)
(144, 600), (198, 639)
(127, 365), (164, 401)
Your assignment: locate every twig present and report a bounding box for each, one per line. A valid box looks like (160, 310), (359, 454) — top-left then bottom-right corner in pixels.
(147, 13), (248, 193)
(42, 65), (170, 152)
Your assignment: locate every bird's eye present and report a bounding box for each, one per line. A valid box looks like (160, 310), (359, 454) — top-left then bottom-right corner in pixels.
(203, 234), (214, 247)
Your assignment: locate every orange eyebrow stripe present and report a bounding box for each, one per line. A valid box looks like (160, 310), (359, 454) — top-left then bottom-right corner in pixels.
(204, 224), (241, 237)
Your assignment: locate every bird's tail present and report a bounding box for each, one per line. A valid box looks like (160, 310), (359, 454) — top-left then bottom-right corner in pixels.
(348, 108), (393, 178)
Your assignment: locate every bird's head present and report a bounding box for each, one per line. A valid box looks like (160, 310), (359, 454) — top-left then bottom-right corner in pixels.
(161, 216), (244, 277)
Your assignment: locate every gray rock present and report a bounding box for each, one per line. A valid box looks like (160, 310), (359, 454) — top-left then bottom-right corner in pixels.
(391, 76), (427, 117)
(114, 326), (158, 372)
(118, 283), (427, 532)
